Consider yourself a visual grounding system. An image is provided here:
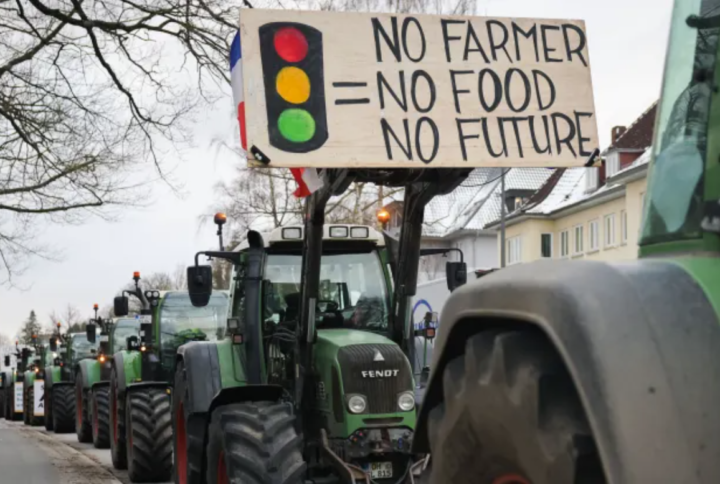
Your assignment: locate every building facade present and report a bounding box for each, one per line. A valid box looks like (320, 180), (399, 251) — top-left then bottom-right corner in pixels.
(486, 104), (656, 266)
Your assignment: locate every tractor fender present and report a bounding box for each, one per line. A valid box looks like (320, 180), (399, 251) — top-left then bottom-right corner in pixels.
(44, 368), (54, 390)
(76, 360), (96, 390)
(414, 259), (720, 483)
(176, 341), (223, 415)
(112, 352), (128, 396)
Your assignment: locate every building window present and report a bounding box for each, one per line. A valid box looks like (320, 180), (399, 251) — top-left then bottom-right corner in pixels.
(606, 151), (620, 177)
(507, 236), (522, 265)
(560, 230), (569, 257)
(541, 233), (552, 258)
(585, 167), (599, 192)
(604, 214), (616, 247)
(621, 210), (628, 243)
(573, 224), (584, 255)
(589, 219), (599, 251)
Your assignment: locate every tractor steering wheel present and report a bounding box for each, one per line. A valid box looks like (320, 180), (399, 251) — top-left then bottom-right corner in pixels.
(317, 300), (340, 313)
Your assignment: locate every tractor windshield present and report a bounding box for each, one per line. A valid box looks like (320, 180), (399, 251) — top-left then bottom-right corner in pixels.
(159, 292), (230, 350)
(112, 318), (140, 352)
(70, 334), (96, 363)
(264, 251), (389, 331)
(641, 0), (720, 244)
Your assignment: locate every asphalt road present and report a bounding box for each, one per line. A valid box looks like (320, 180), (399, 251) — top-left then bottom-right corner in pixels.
(0, 419), (171, 484)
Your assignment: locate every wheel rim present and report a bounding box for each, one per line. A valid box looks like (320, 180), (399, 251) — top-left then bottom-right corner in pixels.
(492, 475), (531, 484)
(217, 451), (229, 484)
(176, 401), (188, 484)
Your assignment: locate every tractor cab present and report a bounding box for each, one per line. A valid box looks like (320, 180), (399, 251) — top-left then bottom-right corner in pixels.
(156, 290), (230, 379)
(68, 333), (98, 367)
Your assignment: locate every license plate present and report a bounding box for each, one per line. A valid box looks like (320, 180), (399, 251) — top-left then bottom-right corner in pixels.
(369, 462), (393, 479)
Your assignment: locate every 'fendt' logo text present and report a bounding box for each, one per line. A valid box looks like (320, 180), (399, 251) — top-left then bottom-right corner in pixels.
(361, 370), (399, 378)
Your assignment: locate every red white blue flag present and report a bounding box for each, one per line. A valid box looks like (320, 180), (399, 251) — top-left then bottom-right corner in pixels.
(229, 31), (323, 198)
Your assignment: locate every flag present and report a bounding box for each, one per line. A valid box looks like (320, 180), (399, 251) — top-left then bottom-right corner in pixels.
(230, 32), (246, 150)
(230, 30), (323, 198)
(290, 168), (324, 198)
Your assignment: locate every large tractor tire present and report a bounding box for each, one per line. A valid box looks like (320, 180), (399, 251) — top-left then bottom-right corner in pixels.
(126, 387), (173, 482)
(173, 361), (205, 484)
(206, 402), (306, 484)
(23, 387), (31, 425)
(75, 374), (92, 442)
(27, 386), (43, 426)
(426, 330), (606, 484)
(44, 387), (54, 431)
(91, 386), (111, 449)
(52, 385), (75, 433)
(110, 367), (128, 470)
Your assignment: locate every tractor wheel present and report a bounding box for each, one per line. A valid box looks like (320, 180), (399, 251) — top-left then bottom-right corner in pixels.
(27, 386), (43, 426)
(44, 388), (54, 431)
(75, 374), (92, 442)
(92, 386), (111, 449)
(125, 388), (173, 482)
(110, 366), (128, 470)
(173, 361), (204, 484)
(52, 385), (75, 433)
(427, 330), (606, 484)
(206, 402), (306, 484)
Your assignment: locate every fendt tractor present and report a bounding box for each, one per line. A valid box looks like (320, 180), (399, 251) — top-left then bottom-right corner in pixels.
(43, 322), (78, 433)
(78, 305), (141, 449)
(45, 326), (98, 438)
(411, 1), (720, 483)
(178, 212), (452, 483)
(100, 267), (230, 483)
(22, 334), (50, 427)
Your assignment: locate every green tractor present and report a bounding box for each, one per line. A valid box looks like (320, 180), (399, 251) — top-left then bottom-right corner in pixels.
(105, 270), (230, 483)
(409, 1), (720, 482)
(43, 321), (75, 433)
(79, 306), (141, 449)
(176, 208), (451, 483)
(22, 334), (49, 427)
(44, 327), (98, 438)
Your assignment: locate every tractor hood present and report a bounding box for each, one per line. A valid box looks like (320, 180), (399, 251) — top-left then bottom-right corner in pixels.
(316, 329), (396, 348)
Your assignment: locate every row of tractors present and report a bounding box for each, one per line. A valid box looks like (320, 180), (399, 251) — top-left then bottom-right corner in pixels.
(0, 211), (448, 484)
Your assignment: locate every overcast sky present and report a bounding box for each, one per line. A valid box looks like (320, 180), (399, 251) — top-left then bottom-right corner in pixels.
(0, 0), (673, 339)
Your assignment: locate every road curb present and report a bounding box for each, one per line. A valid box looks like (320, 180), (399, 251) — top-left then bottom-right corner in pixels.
(6, 420), (124, 484)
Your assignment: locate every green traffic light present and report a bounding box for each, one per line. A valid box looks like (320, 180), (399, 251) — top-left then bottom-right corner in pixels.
(277, 109), (315, 143)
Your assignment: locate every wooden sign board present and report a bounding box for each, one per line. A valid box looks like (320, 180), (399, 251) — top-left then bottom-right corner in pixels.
(238, 9), (598, 168)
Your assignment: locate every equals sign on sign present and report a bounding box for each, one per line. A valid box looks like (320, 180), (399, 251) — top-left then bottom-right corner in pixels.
(333, 82), (370, 105)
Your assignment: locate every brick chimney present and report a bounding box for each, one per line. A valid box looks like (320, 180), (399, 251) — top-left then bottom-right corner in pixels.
(611, 126), (627, 145)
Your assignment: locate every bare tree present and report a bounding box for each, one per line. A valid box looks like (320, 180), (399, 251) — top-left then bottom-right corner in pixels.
(0, 0), (244, 284)
(47, 304), (84, 332)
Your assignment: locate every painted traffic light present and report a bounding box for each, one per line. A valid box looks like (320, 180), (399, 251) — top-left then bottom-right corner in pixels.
(259, 22), (328, 153)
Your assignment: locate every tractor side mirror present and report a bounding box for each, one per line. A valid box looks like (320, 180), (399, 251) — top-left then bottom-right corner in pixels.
(86, 323), (97, 344)
(187, 265), (213, 307)
(446, 261), (467, 292)
(126, 336), (140, 352)
(114, 296), (129, 317)
(49, 337), (58, 352)
(3, 356), (9, 367)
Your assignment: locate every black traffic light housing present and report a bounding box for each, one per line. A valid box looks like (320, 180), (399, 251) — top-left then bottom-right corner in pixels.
(259, 22), (328, 153)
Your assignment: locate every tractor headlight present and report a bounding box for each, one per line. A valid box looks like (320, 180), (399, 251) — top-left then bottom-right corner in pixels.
(397, 391), (415, 412)
(347, 394), (367, 414)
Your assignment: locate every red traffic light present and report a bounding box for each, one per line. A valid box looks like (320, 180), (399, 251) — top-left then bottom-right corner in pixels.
(274, 27), (308, 63)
